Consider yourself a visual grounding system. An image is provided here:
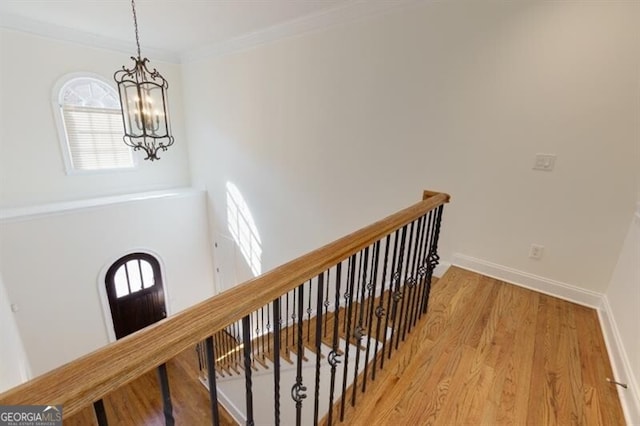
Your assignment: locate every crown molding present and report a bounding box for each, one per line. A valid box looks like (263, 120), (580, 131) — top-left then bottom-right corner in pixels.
(0, 13), (180, 63)
(1, 1), (417, 65)
(180, 0), (418, 63)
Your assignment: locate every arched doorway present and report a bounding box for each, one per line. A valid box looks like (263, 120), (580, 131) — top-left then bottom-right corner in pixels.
(105, 252), (167, 339)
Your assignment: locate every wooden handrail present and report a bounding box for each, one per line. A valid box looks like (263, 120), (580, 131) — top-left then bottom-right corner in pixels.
(0, 190), (449, 417)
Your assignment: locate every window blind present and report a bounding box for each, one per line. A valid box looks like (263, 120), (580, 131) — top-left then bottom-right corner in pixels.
(62, 106), (134, 171)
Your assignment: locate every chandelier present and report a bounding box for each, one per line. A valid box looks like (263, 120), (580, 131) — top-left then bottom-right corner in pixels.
(114, 0), (174, 161)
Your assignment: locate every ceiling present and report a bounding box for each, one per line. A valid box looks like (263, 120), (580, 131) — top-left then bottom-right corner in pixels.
(0, 0), (408, 62)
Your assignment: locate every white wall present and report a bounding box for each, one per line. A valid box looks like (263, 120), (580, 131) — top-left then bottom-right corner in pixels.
(182, 1), (639, 294)
(0, 29), (191, 208)
(0, 272), (31, 392)
(0, 0), (637, 405)
(604, 205), (640, 422)
(0, 190), (215, 376)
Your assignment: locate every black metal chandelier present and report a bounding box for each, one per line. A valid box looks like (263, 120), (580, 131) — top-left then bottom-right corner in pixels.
(114, 0), (174, 161)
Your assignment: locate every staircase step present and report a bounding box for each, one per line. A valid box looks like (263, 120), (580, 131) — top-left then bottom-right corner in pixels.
(260, 333), (295, 365)
(252, 355), (269, 370)
(204, 277), (438, 380)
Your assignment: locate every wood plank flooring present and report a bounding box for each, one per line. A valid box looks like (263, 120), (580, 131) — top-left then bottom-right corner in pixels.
(340, 266), (625, 425)
(64, 266), (624, 425)
(64, 347), (238, 426)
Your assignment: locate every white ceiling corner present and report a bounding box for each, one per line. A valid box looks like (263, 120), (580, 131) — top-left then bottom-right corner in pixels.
(179, 0), (419, 63)
(0, 0), (417, 64)
(0, 12), (180, 63)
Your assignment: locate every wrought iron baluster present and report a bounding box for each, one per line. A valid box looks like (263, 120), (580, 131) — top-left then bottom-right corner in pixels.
(381, 229), (400, 369)
(213, 333), (219, 374)
(278, 296), (283, 359)
(251, 312), (257, 366)
(313, 272), (325, 424)
(157, 363), (175, 426)
(402, 218), (422, 332)
(388, 225), (407, 358)
(326, 263), (342, 426)
(323, 268), (331, 337)
(396, 221), (415, 348)
(307, 280), (312, 343)
(414, 212), (431, 325)
(266, 303), (271, 355)
(232, 327), (239, 371)
(286, 292), (290, 354)
(223, 329), (229, 373)
(351, 247), (369, 406)
(225, 327), (229, 371)
(422, 205), (444, 314)
(291, 290), (297, 353)
(234, 322), (241, 372)
(363, 247), (375, 332)
(414, 211), (432, 327)
(242, 315), (255, 426)
(261, 307), (266, 362)
(362, 240), (380, 393)
(228, 326), (234, 372)
(204, 336), (221, 426)
(340, 255), (356, 420)
(371, 235), (390, 381)
(420, 208), (439, 315)
(196, 341), (203, 373)
(205, 339), (209, 372)
(404, 215), (424, 339)
(93, 399), (108, 426)
(293, 284), (307, 426)
(352, 252), (364, 339)
(272, 298), (281, 426)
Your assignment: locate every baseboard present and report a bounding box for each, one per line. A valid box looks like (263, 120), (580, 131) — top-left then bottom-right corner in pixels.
(451, 252), (639, 425)
(433, 262), (450, 279)
(199, 377), (246, 424)
(599, 297), (640, 425)
(451, 253), (601, 308)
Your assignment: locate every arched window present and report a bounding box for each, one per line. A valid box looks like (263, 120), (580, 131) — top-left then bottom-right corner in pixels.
(105, 253), (166, 339)
(107, 253), (160, 298)
(53, 74), (135, 173)
(226, 182), (262, 276)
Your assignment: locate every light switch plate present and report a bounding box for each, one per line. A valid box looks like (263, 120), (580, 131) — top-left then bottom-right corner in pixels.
(533, 154), (556, 171)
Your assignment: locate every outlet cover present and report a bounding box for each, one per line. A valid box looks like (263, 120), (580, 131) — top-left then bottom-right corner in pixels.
(529, 244), (544, 259)
(533, 154), (556, 171)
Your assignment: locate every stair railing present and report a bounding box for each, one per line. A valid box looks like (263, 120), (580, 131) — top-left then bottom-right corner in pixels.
(0, 190), (449, 425)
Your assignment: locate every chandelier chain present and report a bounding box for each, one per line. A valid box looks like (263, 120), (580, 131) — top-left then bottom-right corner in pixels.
(131, 0), (141, 59)
(115, 0), (174, 161)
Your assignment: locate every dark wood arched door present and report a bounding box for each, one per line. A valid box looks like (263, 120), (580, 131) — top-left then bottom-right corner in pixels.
(105, 253), (167, 339)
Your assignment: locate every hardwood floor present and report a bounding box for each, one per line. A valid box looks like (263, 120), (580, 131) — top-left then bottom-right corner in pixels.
(339, 267), (624, 425)
(65, 267), (624, 425)
(64, 347), (237, 426)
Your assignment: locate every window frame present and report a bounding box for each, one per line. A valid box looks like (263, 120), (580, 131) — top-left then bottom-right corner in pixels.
(106, 253), (160, 300)
(52, 72), (138, 175)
